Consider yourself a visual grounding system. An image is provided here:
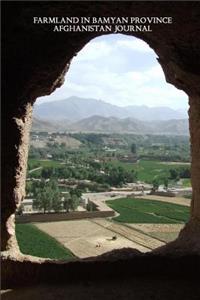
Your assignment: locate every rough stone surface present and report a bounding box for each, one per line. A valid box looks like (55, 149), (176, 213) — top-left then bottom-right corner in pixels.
(1, 250), (200, 289)
(2, 278), (200, 300)
(189, 97), (200, 218)
(2, 1), (200, 290)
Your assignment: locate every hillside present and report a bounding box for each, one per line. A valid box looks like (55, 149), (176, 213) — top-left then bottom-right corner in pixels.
(70, 116), (148, 133)
(152, 119), (189, 135)
(32, 117), (72, 132)
(31, 115), (189, 136)
(32, 117), (60, 132)
(70, 116), (189, 135)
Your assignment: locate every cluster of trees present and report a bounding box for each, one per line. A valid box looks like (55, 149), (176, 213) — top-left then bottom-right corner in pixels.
(169, 167), (191, 181)
(29, 143), (70, 161)
(33, 180), (61, 213)
(102, 165), (137, 187)
(151, 166), (191, 191)
(140, 153), (189, 162)
(131, 143), (137, 154)
(29, 132), (190, 163)
(136, 138), (190, 162)
(76, 181), (111, 193)
(27, 180), (81, 214)
(28, 146), (48, 160)
(152, 177), (169, 191)
(29, 160), (137, 188)
(62, 190), (80, 213)
(28, 133), (190, 195)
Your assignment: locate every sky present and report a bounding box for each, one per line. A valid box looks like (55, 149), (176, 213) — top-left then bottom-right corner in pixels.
(37, 34), (188, 110)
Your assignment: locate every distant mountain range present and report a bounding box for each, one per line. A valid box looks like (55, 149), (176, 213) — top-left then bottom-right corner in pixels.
(32, 116), (189, 135)
(34, 96), (188, 122)
(32, 96), (189, 135)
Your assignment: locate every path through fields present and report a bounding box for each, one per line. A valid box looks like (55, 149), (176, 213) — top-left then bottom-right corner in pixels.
(141, 195), (190, 206)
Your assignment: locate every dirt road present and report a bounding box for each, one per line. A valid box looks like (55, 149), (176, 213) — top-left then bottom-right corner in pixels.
(141, 195), (190, 206)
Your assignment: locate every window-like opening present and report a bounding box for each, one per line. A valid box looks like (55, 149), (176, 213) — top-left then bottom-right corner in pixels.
(15, 34), (191, 260)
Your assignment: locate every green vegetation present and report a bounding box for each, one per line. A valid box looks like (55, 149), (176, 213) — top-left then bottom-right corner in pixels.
(16, 224), (75, 259)
(131, 143), (137, 154)
(107, 160), (191, 184)
(27, 132), (191, 195)
(182, 178), (191, 187)
(28, 159), (137, 188)
(30, 132), (190, 163)
(28, 158), (190, 188)
(106, 198), (190, 224)
(32, 180), (62, 213)
(28, 158), (62, 169)
(184, 194), (192, 199)
(63, 190), (81, 212)
(25, 180), (82, 214)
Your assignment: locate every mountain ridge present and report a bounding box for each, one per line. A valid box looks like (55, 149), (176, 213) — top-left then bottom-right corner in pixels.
(34, 96), (188, 122)
(32, 115), (189, 136)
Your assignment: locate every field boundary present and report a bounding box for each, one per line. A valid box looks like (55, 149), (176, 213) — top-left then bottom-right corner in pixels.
(90, 219), (154, 250)
(16, 210), (115, 224)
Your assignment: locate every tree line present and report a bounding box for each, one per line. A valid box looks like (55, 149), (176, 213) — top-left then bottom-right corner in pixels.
(152, 166), (191, 191)
(29, 163), (137, 188)
(23, 180), (82, 214)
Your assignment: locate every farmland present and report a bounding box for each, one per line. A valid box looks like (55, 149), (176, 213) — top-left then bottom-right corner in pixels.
(16, 223), (75, 259)
(16, 195), (190, 259)
(35, 218), (164, 257)
(27, 132), (191, 189)
(19, 132), (192, 258)
(107, 159), (190, 184)
(29, 159), (62, 169)
(28, 158), (191, 187)
(106, 198), (190, 224)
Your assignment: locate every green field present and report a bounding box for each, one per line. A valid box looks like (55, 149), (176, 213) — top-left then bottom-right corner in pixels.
(28, 159), (64, 176)
(108, 160), (190, 183)
(181, 178), (191, 187)
(16, 224), (75, 260)
(29, 159), (62, 169)
(106, 198), (190, 224)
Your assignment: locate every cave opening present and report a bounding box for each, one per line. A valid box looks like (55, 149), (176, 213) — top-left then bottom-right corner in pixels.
(2, 2), (200, 290)
(15, 34), (191, 261)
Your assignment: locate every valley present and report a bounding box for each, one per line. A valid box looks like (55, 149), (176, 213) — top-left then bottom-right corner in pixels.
(16, 98), (191, 260)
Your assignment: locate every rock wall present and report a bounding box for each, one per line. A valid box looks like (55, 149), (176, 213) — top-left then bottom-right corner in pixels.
(189, 96), (200, 219)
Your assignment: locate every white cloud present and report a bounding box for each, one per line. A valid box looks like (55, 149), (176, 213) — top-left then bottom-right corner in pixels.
(74, 40), (112, 61)
(116, 38), (154, 53)
(145, 65), (165, 79)
(37, 34), (188, 110)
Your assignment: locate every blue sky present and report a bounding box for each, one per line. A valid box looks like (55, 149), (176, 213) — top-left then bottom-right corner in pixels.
(37, 34), (188, 110)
